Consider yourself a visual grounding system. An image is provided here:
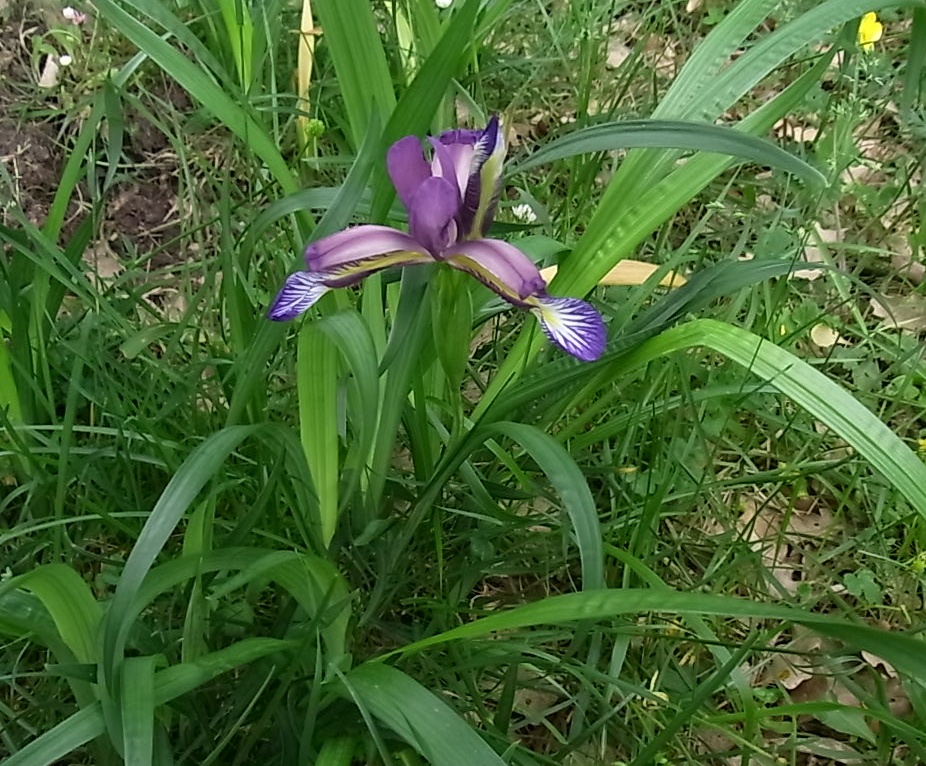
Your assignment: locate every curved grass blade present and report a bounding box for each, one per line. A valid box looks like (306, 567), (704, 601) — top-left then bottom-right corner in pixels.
(509, 120), (825, 184)
(614, 319), (926, 518)
(480, 422), (604, 590)
(312, 0), (395, 147)
(0, 564), (102, 665)
(5, 638), (294, 766)
(383, 588), (926, 679)
(341, 664), (507, 766)
(475, 54), (832, 418)
(100, 426), (260, 690)
(298, 323), (340, 547)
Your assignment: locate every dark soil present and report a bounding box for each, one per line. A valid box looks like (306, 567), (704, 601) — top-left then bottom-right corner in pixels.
(0, 0), (188, 265)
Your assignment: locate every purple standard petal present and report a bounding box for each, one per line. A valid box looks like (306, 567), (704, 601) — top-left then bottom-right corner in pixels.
(407, 176), (460, 256)
(387, 136), (431, 210)
(444, 238), (547, 304)
(268, 271), (331, 321)
(530, 295), (606, 362)
(429, 136), (474, 199)
(461, 115), (505, 237)
(305, 225), (430, 284)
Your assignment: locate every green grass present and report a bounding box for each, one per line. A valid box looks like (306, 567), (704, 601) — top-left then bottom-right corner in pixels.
(2, 0), (926, 764)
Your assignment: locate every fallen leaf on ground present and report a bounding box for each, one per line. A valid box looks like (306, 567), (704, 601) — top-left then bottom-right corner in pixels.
(793, 226), (840, 280)
(810, 323), (844, 348)
(870, 294), (926, 332)
(540, 260), (686, 287)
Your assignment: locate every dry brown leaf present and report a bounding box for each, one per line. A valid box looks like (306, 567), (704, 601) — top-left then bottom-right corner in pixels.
(888, 236), (924, 284)
(736, 498), (837, 596)
(793, 226), (840, 281)
(861, 650), (898, 678)
(810, 323), (843, 348)
(513, 688), (559, 720)
(540, 260), (686, 288)
(757, 627), (824, 689)
(605, 39), (632, 69)
(870, 294), (926, 332)
(643, 36), (679, 75)
(773, 117), (820, 143)
(84, 241), (123, 282)
(37, 55), (60, 88)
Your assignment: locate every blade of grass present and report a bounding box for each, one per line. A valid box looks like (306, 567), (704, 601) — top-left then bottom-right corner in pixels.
(382, 588), (926, 679)
(341, 664), (508, 766)
(120, 655), (160, 766)
(613, 319), (926, 518)
(480, 422), (604, 590)
(5, 639), (295, 766)
(510, 119), (825, 184)
(312, 0), (396, 147)
(298, 323), (340, 547)
(100, 426), (260, 690)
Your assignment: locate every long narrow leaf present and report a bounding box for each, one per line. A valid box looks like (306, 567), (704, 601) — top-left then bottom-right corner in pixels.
(510, 120), (825, 183)
(341, 664), (507, 766)
(383, 588), (926, 679)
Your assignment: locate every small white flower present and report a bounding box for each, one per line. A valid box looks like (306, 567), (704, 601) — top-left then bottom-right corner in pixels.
(435, 0), (453, 8)
(59, 54), (73, 66)
(512, 203), (537, 224)
(62, 6), (87, 24)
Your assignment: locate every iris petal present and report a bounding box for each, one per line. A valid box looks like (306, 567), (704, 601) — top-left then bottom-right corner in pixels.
(306, 225), (427, 277)
(268, 271), (331, 321)
(530, 295), (606, 362)
(429, 137), (474, 199)
(461, 115), (504, 237)
(407, 176), (460, 256)
(387, 136), (431, 210)
(445, 238), (547, 304)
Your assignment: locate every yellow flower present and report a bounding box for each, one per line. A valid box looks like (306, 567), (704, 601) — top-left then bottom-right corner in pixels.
(857, 12), (883, 52)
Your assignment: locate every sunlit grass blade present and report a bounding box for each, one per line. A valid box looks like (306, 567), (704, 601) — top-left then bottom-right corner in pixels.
(383, 588), (926, 679)
(314, 310), (380, 509)
(217, 0), (254, 88)
(316, 736), (357, 766)
(340, 664), (507, 766)
(902, 8), (926, 117)
(298, 323), (339, 547)
(0, 329), (22, 422)
(487, 258), (796, 419)
(480, 422), (604, 590)
(510, 119), (825, 184)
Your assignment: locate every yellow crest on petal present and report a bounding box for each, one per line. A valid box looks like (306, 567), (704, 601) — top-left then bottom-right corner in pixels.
(857, 12), (883, 52)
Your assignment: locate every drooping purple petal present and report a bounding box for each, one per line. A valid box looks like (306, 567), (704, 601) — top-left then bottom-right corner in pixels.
(268, 271), (331, 321)
(387, 135), (431, 210)
(305, 225), (428, 282)
(444, 238), (547, 304)
(461, 115), (505, 237)
(530, 295), (606, 362)
(407, 176), (460, 257)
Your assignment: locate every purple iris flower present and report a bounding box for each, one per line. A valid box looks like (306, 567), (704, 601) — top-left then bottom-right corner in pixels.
(268, 116), (606, 361)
